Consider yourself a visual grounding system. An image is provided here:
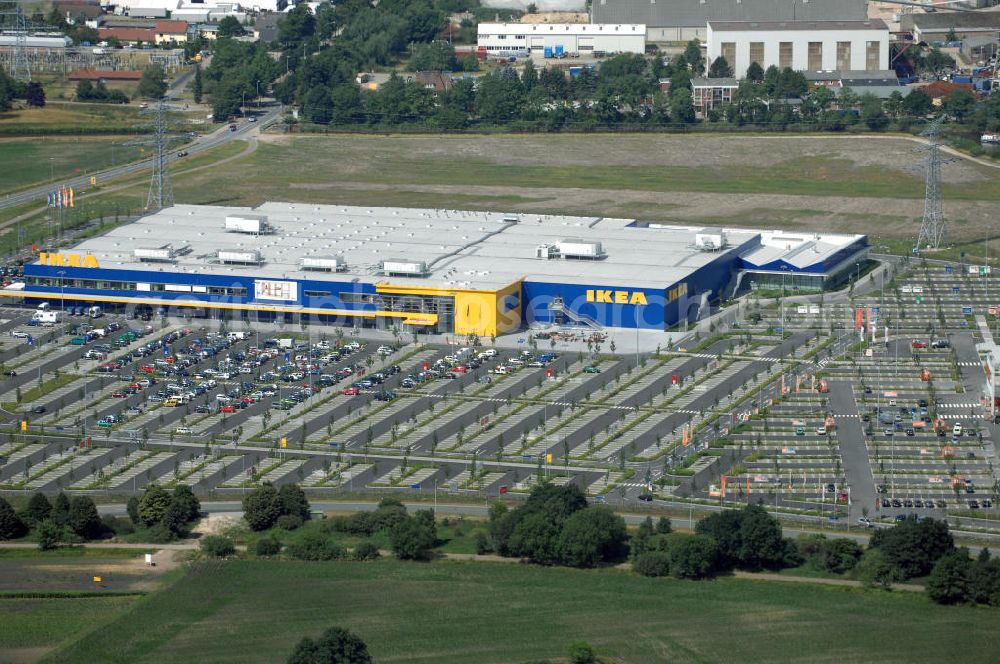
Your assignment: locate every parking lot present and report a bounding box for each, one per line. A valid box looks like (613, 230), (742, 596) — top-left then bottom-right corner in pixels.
(1, 252), (999, 533)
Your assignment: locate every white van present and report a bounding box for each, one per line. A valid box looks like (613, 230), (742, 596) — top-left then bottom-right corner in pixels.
(953, 423), (963, 437)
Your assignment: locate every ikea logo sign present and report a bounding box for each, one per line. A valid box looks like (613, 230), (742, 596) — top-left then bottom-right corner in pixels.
(38, 253), (99, 268)
(585, 289), (647, 306)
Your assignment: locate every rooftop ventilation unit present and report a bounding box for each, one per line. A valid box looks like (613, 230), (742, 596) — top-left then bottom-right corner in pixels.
(133, 243), (190, 263)
(695, 233), (728, 252)
(501, 214), (520, 224)
(536, 243), (559, 260)
(218, 249), (263, 265)
(225, 214), (274, 235)
(556, 239), (605, 260)
(381, 259), (428, 277)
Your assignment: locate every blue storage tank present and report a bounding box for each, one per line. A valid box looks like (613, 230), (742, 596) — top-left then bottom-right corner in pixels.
(554, 45), (564, 57)
(543, 47), (553, 58)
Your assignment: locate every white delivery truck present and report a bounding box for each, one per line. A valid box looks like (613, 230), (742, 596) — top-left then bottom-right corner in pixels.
(88, 306), (103, 318)
(32, 310), (62, 326)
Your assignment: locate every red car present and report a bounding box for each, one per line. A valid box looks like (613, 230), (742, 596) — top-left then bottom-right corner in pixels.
(219, 405), (236, 413)
(912, 340), (928, 349)
(343, 387), (360, 396)
(111, 391), (127, 398)
(140, 365), (155, 374)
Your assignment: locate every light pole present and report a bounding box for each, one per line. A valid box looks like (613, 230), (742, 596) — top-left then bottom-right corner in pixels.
(57, 270), (65, 312)
(255, 80), (260, 106)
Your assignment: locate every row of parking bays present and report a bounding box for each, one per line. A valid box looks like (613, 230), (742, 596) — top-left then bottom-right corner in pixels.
(707, 322), (998, 517)
(0, 308), (812, 497)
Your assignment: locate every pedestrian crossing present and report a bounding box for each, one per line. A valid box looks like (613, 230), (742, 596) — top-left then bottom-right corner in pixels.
(937, 402), (982, 409)
(957, 361), (983, 367)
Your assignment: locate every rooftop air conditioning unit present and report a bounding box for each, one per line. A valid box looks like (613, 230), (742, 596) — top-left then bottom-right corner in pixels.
(225, 214), (273, 234)
(536, 244), (559, 259)
(695, 232), (727, 251)
(218, 249), (263, 265)
(381, 259), (428, 277)
(556, 239), (605, 259)
(134, 243), (189, 262)
(301, 255), (346, 272)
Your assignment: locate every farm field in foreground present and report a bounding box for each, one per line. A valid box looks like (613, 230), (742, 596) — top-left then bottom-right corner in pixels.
(41, 559), (1000, 664)
(0, 595), (137, 664)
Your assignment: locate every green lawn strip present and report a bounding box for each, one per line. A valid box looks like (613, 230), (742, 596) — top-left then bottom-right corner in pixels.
(0, 137), (147, 196)
(2, 372), (80, 410)
(41, 558), (1000, 664)
(0, 594), (139, 651)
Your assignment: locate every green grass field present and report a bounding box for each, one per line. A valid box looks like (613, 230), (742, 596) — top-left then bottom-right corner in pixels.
(39, 559), (1000, 664)
(0, 595), (136, 658)
(0, 138), (146, 195)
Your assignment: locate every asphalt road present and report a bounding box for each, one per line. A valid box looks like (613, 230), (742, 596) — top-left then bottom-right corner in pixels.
(0, 102), (280, 212)
(829, 379), (875, 520)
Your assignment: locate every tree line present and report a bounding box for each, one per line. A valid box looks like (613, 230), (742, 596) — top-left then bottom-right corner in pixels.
(0, 484), (200, 548)
(240, 1), (1000, 138)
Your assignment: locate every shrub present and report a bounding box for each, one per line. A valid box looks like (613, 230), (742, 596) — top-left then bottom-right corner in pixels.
(101, 514), (134, 536)
(926, 550), (974, 605)
(35, 520), (61, 550)
(201, 535), (236, 558)
(255, 537), (282, 557)
(669, 534), (718, 579)
(568, 641), (597, 664)
(389, 511), (437, 561)
(287, 626), (371, 664)
(144, 523), (176, 544)
(277, 514), (304, 531)
(287, 532), (345, 561)
(633, 551), (671, 577)
(352, 541), (381, 561)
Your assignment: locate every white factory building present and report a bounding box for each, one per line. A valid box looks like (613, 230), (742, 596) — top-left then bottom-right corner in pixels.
(591, 0), (868, 43)
(477, 23), (646, 55)
(706, 19), (890, 77)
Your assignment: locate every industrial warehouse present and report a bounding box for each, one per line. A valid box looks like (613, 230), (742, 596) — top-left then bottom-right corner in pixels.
(5, 203), (868, 336)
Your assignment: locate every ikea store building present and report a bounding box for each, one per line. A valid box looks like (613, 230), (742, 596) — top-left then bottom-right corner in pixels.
(6, 203), (868, 336)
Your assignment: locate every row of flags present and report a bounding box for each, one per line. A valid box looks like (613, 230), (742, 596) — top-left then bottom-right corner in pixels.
(47, 186), (74, 209)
